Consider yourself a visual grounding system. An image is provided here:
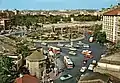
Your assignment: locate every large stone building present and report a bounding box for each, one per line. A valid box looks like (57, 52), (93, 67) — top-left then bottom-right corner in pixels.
(26, 49), (46, 79)
(102, 8), (120, 43)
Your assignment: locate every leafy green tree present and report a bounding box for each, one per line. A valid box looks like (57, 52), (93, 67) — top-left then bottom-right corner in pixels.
(93, 24), (102, 38)
(0, 56), (17, 83)
(16, 41), (30, 58)
(16, 40), (30, 66)
(96, 31), (106, 45)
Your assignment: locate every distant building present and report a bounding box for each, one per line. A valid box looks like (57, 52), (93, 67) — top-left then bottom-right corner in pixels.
(0, 18), (10, 30)
(71, 17), (74, 22)
(26, 49), (46, 79)
(77, 72), (110, 83)
(102, 8), (120, 43)
(13, 9), (19, 15)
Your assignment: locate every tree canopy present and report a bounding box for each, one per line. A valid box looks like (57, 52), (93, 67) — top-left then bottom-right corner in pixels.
(10, 14), (101, 27)
(0, 56), (17, 83)
(96, 31), (106, 44)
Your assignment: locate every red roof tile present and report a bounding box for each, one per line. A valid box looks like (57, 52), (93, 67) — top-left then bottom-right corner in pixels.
(104, 8), (120, 15)
(15, 74), (40, 83)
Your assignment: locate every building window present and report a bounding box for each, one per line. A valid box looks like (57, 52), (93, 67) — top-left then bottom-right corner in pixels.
(39, 63), (43, 68)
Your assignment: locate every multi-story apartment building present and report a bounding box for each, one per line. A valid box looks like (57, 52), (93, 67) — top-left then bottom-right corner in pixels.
(102, 8), (120, 43)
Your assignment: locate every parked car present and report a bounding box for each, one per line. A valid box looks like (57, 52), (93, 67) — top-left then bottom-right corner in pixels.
(82, 50), (88, 55)
(69, 51), (77, 55)
(83, 44), (90, 48)
(101, 54), (106, 58)
(73, 45), (80, 48)
(83, 58), (88, 64)
(88, 64), (95, 71)
(92, 60), (97, 64)
(41, 42), (47, 46)
(77, 41), (84, 45)
(65, 44), (72, 48)
(84, 54), (93, 59)
(80, 67), (87, 73)
(69, 48), (77, 51)
(57, 43), (64, 47)
(60, 74), (72, 81)
(81, 50), (92, 55)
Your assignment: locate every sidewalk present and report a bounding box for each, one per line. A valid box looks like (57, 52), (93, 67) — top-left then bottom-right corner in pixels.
(49, 69), (62, 80)
(42, 68), (62, 82)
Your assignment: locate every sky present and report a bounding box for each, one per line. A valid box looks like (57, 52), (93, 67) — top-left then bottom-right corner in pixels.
(0, 0), (118, 10)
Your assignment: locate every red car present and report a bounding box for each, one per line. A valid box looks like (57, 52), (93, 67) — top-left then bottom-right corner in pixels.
(84, 54), (93, 59)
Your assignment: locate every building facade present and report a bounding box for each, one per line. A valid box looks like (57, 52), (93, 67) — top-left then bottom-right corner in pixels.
(26, 49), (46, 79)
(102, 8), (120, 43)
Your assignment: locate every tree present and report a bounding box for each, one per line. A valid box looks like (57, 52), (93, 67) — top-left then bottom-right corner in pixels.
(0, 56), (17, 83)
(93, 24), (102, 39)
(16, 40), (30, 66)
(96, 31), (106, 45)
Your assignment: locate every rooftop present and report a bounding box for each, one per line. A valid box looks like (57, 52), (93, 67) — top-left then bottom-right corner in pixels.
(103, 7), (120, 16)
(26, 49), (45, 61)
(15, 74), (40, 83)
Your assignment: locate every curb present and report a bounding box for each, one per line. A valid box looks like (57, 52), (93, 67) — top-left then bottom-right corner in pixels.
(27, 36), (84, 43)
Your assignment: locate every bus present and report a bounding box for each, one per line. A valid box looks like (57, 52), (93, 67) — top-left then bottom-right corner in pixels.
(64, 56), (73, 69)
(48, 46), (61, 54)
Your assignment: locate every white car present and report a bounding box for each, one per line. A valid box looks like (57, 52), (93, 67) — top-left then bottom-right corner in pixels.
(82, 50), (88, 52)
(101, 54), (106, 58)
(69, 51), (77, 55)
(83, 44), (90, 48)
(60, 74), (72, 81)
(65, 44), (72, 48)
(77, 41), (84, 45)
(41, 42), (47, 46)
(88, 64), (95, 70)
(57, 43), (64, 47)
(73, 45), (80, 48)
(81, 74), (85, 77)
(80, 67), (87, 73)
(92, 60), (97, 64)
(88, 50), (92, 54)
(69, 48), (77, 51)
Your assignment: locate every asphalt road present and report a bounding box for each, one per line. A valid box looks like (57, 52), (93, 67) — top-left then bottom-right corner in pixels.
(35, 34), (106, 83)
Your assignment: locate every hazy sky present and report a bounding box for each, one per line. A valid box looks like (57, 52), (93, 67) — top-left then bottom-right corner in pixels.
(0, 0), (118, 10)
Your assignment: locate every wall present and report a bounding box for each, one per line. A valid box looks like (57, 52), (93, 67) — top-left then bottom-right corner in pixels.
(98, 62), (120, 72)
(26, 60), (46, 79)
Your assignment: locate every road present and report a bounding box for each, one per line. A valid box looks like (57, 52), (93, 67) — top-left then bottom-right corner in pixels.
(35, 34), (106, 83)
